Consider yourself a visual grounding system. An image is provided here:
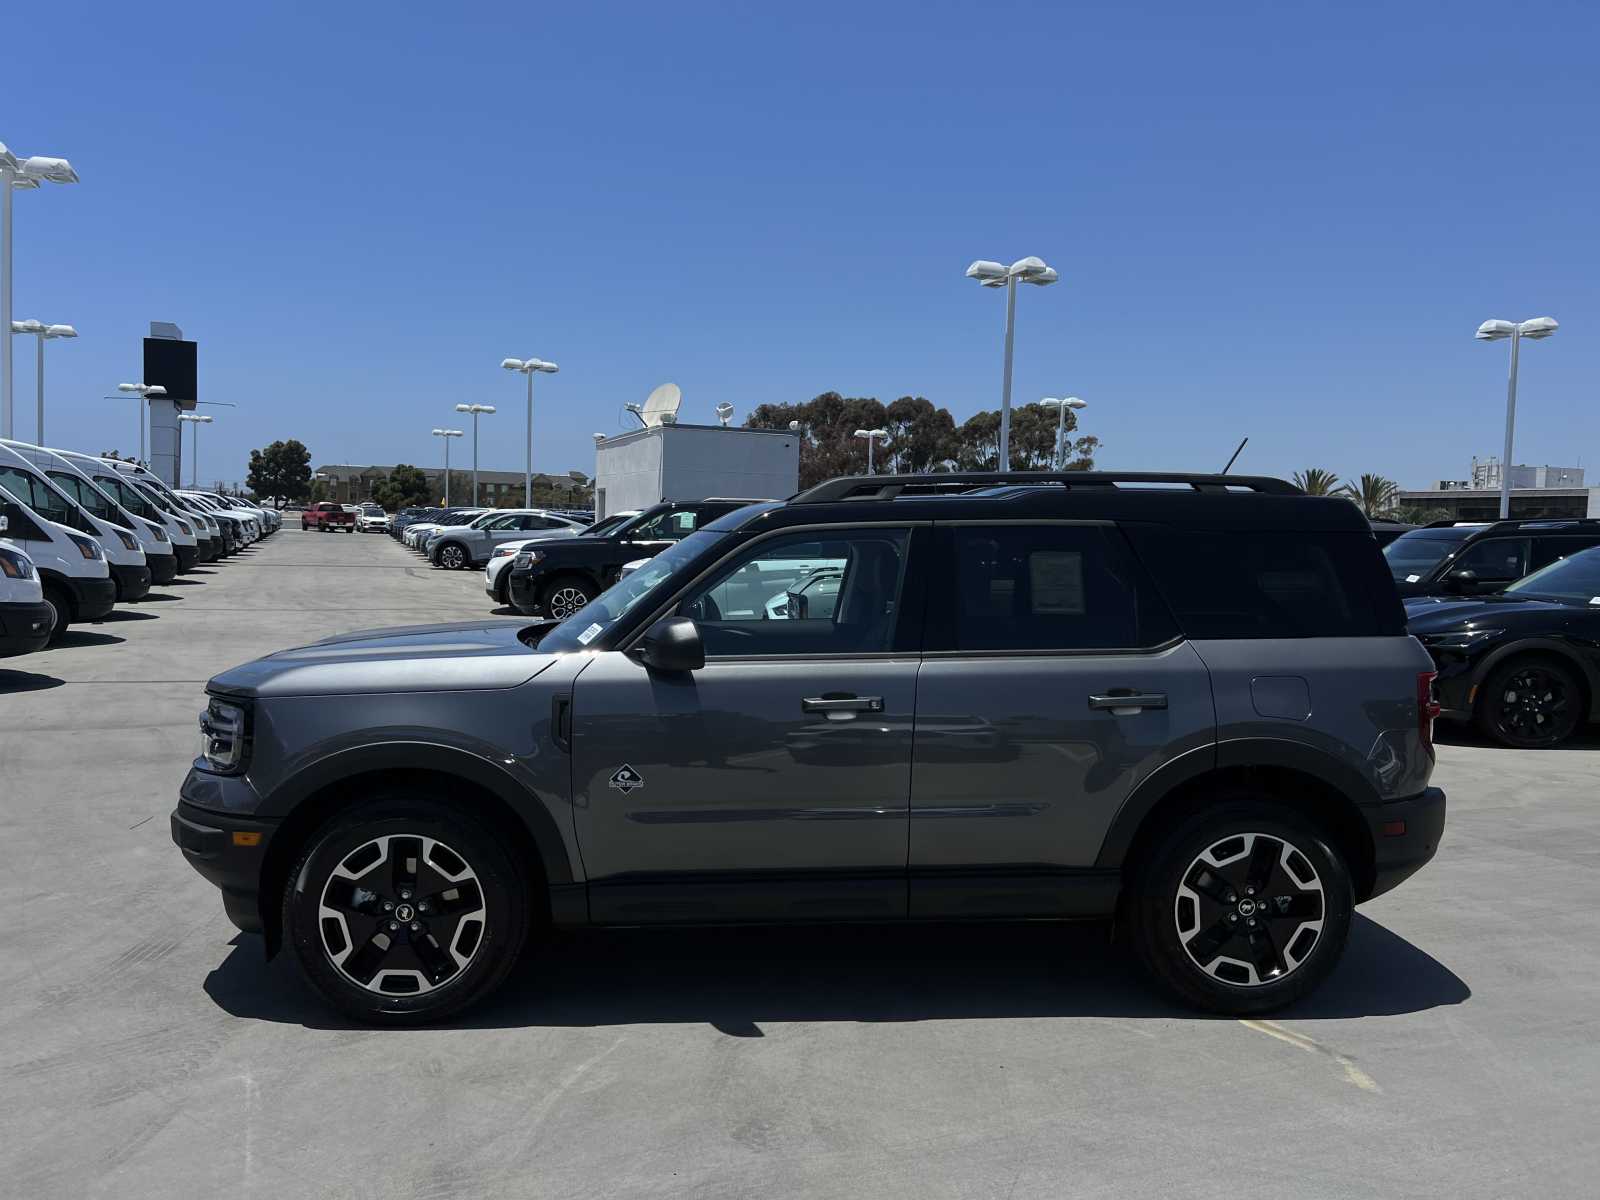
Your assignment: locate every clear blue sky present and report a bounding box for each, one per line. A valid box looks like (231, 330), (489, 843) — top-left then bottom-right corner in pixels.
(9, 1), (1598, 489)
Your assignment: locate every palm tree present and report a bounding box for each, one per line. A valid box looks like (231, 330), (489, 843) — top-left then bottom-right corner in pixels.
(1291, 467), (1341, 496)
(1340, 473), (1399, 518)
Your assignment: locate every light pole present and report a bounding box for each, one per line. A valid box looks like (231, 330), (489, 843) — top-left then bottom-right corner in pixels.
(1, 143), (78, 439)
(853, 428), (888, 474)
(454, 404), (495, 506)
(113, 383), (166, 462)
(1039, 396), (1087, 470)
(501, 357), (559, 506)
(11, 319), (76, 442)
(432, 428), (463, 504)
(1476, 317), (1559, 519)
(965, 255), (1059, 470)
(177, 413), (212, 487)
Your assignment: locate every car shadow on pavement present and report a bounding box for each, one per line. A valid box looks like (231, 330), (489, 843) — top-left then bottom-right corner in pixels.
(135, 593), (183, 602)
(203, 913), (1468, 1033)
(1434, 724), (1600, 752)
(0, 669), (65, 693)
(48, 630), (126, 648)
(100, 609), (160, 621)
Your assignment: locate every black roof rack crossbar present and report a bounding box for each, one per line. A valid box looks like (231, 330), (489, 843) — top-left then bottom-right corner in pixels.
(790, 471), (1301, 504)
(1421, 517), (1600, 534)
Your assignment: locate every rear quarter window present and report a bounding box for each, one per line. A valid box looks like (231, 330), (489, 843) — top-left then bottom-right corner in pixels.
(1124, 525), (1404, 639)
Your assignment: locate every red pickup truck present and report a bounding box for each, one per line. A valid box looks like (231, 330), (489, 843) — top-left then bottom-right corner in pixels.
(300, 502), (357, 533)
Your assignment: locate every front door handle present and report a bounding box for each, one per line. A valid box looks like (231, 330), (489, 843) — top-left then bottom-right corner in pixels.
(1088, 691), (1168, 714)
(802, 695), (884, 713)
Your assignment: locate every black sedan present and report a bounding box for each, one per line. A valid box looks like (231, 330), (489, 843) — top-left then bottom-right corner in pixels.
(1408, 545), (1600, 748)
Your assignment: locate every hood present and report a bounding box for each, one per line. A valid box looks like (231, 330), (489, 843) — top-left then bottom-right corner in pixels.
(1405, 593), (1572, 633)
(208, 618), (559, 699)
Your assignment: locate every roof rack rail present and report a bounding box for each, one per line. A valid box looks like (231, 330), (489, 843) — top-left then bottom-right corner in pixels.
(1423, 517), (1600, 533)
(790, 471), (1302, 504)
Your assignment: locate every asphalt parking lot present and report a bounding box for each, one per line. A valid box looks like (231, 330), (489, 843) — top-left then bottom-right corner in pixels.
(2, 527), (1597, 1199)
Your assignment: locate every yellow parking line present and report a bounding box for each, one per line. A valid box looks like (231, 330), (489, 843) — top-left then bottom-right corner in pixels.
(1239, 1019), (1382, 1093)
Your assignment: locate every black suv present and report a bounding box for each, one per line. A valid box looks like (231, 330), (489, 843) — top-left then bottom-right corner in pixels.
(506, 499), (768, 620)
(1385, 519), (1600, 598)
(174, 472), (1445, 1025)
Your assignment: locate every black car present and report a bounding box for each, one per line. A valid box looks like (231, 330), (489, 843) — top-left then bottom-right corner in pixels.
(1408, 545), (1600, 747)
(506, 499), (768, 619)
(1385, 518), (1600, 598)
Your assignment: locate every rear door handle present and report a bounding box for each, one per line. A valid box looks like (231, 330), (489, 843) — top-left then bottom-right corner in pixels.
(1088, 692), (1168, 713)
(802, 695), (884, 713)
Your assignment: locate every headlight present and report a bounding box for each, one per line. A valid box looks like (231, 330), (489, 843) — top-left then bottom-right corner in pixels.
(151, 524), (169, 542)
(515, 550), (544, 568)
(117, 529), (139, 551)
(70, 534), (104, 560)
(199, 697), (249, 772)
(176, 519), (192, 536)
(1419, 628), (1504, 652)
(0, 547), (34, 579)
(492, 546), (518, 559)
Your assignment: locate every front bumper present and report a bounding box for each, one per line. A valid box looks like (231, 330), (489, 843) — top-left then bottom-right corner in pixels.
(111, 562), (152, 602)
(174, 543), (199, 571)
(172, 800), (279, 937)
(1362, 786), (1446, 900)
(196, 535), (217, 561)
(66, 574), (117, 621)
(0, 600), (53, 655)
(147, 552), (178, 585)
(506, 570), (543, 614)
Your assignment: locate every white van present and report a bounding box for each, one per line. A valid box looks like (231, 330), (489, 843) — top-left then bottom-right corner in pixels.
(61, 452), (201, 574)
(0, 444), (150, 604)
(180, 490), (259, 547)
(191, 490), (270, 539)
(4, 440), (179, 588)
(0, 479), (114, 642)
(104, 461), (216, 565)
(0, 517), (51, 657)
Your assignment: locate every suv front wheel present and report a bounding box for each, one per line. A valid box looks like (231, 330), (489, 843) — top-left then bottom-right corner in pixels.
(1123, 799), (1353, 1015)
(283, 797), (529, 1024)
(435, 542), (468, 570)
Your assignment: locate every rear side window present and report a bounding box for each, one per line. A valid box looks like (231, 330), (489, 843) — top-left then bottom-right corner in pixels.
(1532, 535), (1600, 570)
(934, 525), (1178, 652)
(1126, 526), (1403, 638)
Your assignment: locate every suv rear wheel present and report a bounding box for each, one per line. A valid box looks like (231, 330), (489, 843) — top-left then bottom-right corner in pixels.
(436, 542), (468, 570)
(1123, 799), (1353, 1015)
(1476, 655), (1582, 748)
(283, 797), (529, 1024)
(539, 575), (596, 621)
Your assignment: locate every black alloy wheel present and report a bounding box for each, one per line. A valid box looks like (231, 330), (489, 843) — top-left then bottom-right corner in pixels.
(1478, 657), (1582, 748)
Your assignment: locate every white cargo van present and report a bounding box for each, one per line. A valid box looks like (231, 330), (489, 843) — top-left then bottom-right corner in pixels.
(103, 461), (214, 566)
(61, 452), (200, 574)
(0, 480), (115, 642)
(0, 517), (51, 656)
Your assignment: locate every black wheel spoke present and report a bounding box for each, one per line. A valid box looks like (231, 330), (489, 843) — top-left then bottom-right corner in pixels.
(1244, 835), (1278, 894)
(1244, 923), (1287, 981)
(390, 836), (422, 897)
(1184, 917), (1236, 967)
(420, 879), (483, 918)
(1267, 892), (1322, 921)
(342, 929), (394, 985)
(1185, 866), (1235, 906)
(411, 931), (461, 985)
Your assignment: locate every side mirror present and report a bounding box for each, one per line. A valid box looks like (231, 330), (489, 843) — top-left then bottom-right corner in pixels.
(1446, 567), (1477, 585)
(635, 616), (704, 673)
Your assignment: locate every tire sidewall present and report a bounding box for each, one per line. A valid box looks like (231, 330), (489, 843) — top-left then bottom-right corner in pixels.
(283, 800), (528, 1024)
(1128, 800), (1353, 1015)
(41, 582), (70, 645)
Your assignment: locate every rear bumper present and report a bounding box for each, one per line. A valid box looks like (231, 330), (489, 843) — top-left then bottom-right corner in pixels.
(1362, 786), (1446, 901)
(111, 562), (152, 602)
(66, 574), (117, 621)
(0, 600), (53, 655)
(147, 552), (177, 585)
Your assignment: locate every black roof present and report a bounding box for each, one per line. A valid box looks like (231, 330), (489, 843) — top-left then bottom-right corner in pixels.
(711, 472), (1371, 534)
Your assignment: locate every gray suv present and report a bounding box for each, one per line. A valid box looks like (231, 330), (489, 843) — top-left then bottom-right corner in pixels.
(173, 472), (1446, 1024)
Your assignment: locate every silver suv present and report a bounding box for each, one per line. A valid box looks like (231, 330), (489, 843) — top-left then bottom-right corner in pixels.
(427, 509), (584, 570)
(173, 472), (1446, 1024)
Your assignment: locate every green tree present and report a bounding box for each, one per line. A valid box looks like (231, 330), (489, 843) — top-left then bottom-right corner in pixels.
(1394, 504), (1451, 525)
(1291, 467), (1341, 496)
(748, 393), (892, 488)
(1341, 473), (1399, 518)
(373, 464), (432, 510)
(955, 404), (1098, 471)
(245, 439), (313, 508)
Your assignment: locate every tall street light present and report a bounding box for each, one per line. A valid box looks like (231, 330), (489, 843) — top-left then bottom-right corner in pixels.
(965, 255), (1058, 470)
(453, 404), (495, 506)
(114, 383), (166, 462)
(177, 412), (213, 488)
(853, 427), (888, 475)
(501, 357), (559, 507)
(1039, 396), (1087, 470)
(1476, 317), (1559, 519)
(11, 319), (76, 442)
(1, 143), (79, 439)
(432, 428), (463, 504)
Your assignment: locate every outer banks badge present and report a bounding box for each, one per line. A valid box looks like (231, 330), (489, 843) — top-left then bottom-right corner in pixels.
(608, 764), (645, 794)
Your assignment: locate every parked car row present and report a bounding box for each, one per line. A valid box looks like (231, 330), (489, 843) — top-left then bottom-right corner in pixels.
(388, 505), (588, 571)
(0, 438), (280, 658)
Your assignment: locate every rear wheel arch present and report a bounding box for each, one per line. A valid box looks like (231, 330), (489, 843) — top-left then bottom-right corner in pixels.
(255, 752), (572, 957)
(1470, 640), (1597, 722)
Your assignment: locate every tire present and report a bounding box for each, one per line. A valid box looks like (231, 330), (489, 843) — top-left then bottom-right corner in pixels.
(283, 797), (530, 1025)
(1475, 655), (1584, 748)
(41, 581), (71, 646)
(539, 575), (597, 621)
(301, 522), (310, 531)
(437, 542), (468, 571)
(1121, 797), (1353, 1015)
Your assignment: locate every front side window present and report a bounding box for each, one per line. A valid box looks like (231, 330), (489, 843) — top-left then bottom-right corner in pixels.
(0, 465), (91, 533)
(1452, 537), (1528, 582)
(48, 472), (118, 521)
(675, 529), (911, 657)
(627, 508), (702, 541)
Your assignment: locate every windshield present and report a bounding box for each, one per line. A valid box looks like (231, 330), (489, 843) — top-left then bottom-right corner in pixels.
(539, 529), (727, 654)
(98, 475), (159, 519)
(46, 470), (121, 522)
(581, 511), (636, 538)
(1503, 546), (1600, 606)
(1383, 528), (1475, 581)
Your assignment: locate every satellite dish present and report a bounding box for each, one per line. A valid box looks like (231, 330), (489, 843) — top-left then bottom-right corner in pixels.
(715, 402), (735, 427)
(640, 383), (682, 428)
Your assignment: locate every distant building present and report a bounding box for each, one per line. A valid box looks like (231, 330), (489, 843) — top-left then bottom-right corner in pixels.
(1399, 457), (1598, 520)
(592, 423), (799, 518)
(313, 464), (590, 508)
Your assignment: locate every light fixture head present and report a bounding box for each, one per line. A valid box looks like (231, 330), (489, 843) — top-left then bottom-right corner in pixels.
(535, 360), (559, 374)
(478, 404), (495, 414)
(145, 385), (166, 396)
(11, 319), (45, 333)
(454, 403), (472, 412)
(45, 324), (77, 339)
(966, 260), (1008, 283)
(118, 382), (141, 393)
(501, 357), (526, 371)
(1476, 319), (1516, 341)
(1009, 256), (1058, 286)
(21, 156), (78, 184)
(1519, 316), (1559, 340)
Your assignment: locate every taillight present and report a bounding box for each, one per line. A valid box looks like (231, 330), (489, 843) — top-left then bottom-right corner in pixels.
(1418, 671), (1441, 751)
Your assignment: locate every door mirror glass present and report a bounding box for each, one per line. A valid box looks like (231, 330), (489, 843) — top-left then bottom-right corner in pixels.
(636, 616), (704, 673)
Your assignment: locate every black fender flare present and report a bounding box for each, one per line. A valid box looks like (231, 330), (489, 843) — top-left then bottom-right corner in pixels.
(1468, 637), (1600, 721)
(259, 741), (573, 886)
(1095, 737), (1378, 869)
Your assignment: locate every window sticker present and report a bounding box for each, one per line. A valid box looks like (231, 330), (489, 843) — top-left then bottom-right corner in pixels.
(1030, 550), (1085, 614)
(576, 622), (604, 645)
(1406, 574), (1422, 583)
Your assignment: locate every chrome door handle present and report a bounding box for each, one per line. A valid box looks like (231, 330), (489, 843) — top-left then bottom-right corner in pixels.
(802, 696), (884, 713)
(1088, 692), (1168, 713)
